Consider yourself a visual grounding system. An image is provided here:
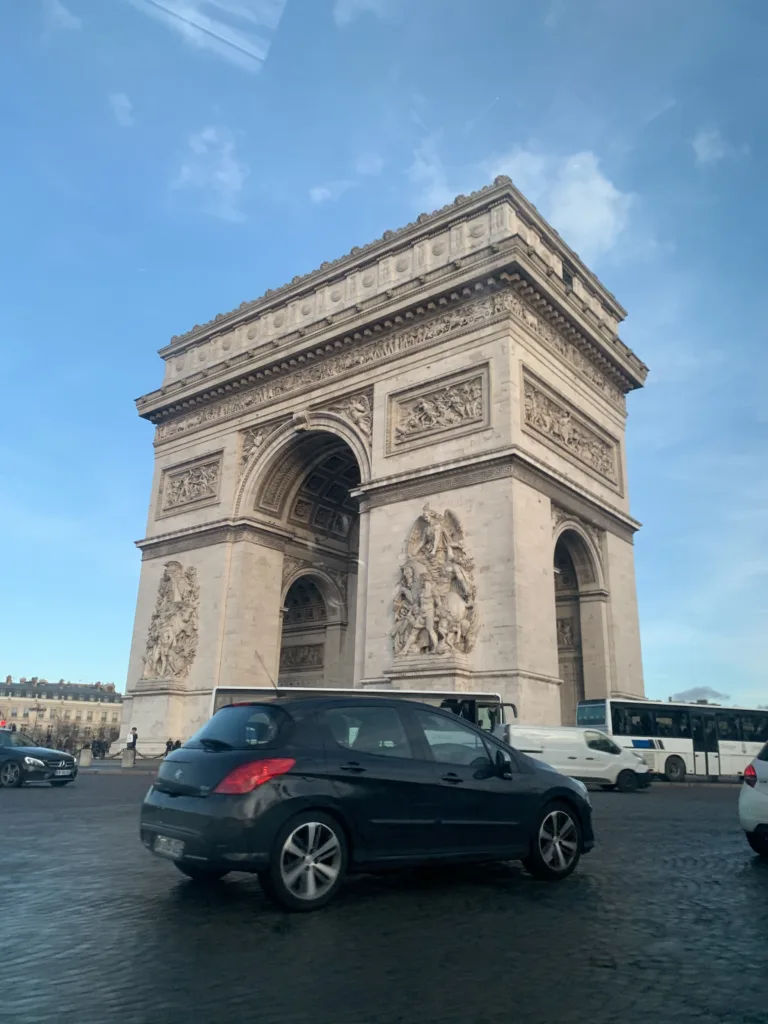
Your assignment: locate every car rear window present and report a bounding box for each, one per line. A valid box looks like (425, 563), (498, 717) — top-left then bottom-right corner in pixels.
(758, 743), (768, 763)
(184, 704), (289, 751)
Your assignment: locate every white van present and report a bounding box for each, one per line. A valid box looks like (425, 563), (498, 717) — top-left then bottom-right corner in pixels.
(495, 724), (651, 792)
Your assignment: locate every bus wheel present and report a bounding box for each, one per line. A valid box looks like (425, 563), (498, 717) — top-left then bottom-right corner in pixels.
(664, 756), (686, 783)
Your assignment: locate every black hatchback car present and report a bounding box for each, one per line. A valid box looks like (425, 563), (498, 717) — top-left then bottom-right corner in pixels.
(140, 697), (594, 910)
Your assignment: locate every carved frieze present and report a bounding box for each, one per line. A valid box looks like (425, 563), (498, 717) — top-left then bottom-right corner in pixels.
(501, 289), (624, 408)
(326, 390), (373, 444)
(157, 453), (222, 516)
(556, 617), (576, 649)
(392, 505), (480, 657)
(279, 644), (324, 671)
(523, 372), (620, 487)
(387, 365), (489, 454)
(155, 284), (627, 443)
(237, 419), (286, 479)
(141, 561), (199, 682)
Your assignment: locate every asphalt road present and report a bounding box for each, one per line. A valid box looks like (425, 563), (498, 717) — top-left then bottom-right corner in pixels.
(1, 776), (765, 1024)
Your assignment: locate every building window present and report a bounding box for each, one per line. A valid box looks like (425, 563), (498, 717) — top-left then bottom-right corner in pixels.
(87, 711), (93, 722)
(111, 713), (118, 723)
(76, 711), (82, 721)
(562, 262), (575, 291)
(22, 708), (30, 718)
(11, 708), (18, 718)
(101, 713), (107, 722)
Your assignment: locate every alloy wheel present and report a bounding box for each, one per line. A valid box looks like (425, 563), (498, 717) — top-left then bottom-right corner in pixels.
(0, 762), (21, 787)
(538, 809), (578, 871)
(279, 821), (342, 902)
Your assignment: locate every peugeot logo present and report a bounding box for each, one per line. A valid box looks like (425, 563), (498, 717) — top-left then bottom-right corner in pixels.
(174, 769), (183, 780)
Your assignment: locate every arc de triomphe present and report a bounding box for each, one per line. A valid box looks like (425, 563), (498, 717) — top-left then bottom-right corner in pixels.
(118, 176), (648, 753)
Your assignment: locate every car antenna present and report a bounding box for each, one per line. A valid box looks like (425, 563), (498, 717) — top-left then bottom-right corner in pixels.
(252, 643), (279, 691)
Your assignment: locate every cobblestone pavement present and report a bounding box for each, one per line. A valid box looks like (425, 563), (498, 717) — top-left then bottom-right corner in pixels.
(1, 776), (765, 1024)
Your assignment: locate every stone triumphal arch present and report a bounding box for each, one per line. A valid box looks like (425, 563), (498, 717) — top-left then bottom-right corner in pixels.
(119, 176), (648, 752)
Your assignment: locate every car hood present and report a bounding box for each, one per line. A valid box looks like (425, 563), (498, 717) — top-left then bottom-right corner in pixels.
(8, 745), (76, 761)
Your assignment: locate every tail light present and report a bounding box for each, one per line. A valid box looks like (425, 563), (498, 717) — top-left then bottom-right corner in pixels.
(213, 758), (295, 795)
(744, 764), (757, 788)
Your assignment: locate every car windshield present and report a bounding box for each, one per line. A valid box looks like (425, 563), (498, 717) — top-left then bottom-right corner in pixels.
(184, 705), (288, 751)
(0, 730), (36, 748)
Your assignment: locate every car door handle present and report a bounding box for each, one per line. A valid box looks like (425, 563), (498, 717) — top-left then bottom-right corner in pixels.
(585, 757), (595, 761)
(568, 756), (578, 760)
(441, 773), (462, 784)
(340, 762), (366, 773)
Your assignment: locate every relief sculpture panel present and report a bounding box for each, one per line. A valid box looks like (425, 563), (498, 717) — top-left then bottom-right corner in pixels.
(387, 365), (489, 454)
(141, 561), (199, 682)
(523, 371), (620, 488)
(158, 453), (222, 516)
(391, 505), (480, 657)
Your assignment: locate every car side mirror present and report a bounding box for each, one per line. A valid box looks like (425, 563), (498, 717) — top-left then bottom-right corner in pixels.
(495, 749), (513, 779)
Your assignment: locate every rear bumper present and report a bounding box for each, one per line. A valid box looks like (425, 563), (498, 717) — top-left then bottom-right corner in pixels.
(140, 788), (274, 871)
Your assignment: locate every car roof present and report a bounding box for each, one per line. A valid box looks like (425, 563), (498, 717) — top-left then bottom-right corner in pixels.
(221, 695), (465, 716)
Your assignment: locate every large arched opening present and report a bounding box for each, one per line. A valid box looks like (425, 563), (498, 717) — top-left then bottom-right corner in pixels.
(251, 429), (362, 688)
(553, 527), (605, 725)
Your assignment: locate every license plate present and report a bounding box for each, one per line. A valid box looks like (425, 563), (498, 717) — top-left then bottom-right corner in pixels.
(54, 769), (73, 776)
(154, 835), (184, 859)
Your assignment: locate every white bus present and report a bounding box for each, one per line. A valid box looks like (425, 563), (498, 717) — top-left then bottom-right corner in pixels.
(576, 697), (768, 781)
(212, 686), (517, 733)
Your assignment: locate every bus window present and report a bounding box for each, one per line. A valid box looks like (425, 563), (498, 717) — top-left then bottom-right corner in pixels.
(655, 708), (690, 739)
(576, 702), (607, 728)
(612, 704), (655, 737)
(716, 713), (741, 742)
(741, 712), (768, 745)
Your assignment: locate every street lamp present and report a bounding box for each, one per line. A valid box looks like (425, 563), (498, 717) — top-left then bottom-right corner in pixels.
(29, 704), (46, 738)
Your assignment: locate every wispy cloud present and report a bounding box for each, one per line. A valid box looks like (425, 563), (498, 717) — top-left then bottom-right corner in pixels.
(670, 686), (730, 703)
(108, 92), (134, 128)
(126, 0), (286, 72)
(172, 126), (249, 221)
(406, 140), (633, 264)
(692, 127), (749, 166)
(309, 180), (355, 204)
(42, 0), (81, 34)
(333, 0), (393, 27)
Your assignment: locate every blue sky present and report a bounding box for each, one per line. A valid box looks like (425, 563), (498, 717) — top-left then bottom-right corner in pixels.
(1, 0), (766, 705)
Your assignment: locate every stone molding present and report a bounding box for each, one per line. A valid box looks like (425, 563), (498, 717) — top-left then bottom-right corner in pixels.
(386, 364), (489, 455)
(282, 554), (349, 611)
(522, 368), (622, 491)
(552, 503), (605, 567)
(149, 275), (636, 444)
(156, 451), (223, 518)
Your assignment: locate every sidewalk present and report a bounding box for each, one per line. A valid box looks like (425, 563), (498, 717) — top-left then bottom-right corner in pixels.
(79, 758), (163, 776)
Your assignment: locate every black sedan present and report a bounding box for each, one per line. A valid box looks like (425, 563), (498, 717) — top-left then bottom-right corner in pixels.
(140, 696), (594, 911)
(0, 729), (78, 787)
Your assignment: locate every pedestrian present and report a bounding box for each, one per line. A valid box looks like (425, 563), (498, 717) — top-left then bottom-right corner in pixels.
(127, 727), (138, 764)
(165, 738), (173, 757)
(173, 739), (181, 750)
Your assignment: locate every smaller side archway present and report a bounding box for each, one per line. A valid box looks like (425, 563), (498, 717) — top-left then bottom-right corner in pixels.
(279, 570), (351, 689)
(553, 525), (609, 725)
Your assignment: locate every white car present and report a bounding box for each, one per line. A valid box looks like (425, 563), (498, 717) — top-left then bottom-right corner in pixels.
(739, 744), (768, 858)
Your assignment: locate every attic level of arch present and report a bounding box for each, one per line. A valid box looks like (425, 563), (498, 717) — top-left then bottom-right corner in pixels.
(140, 257), (647, 439)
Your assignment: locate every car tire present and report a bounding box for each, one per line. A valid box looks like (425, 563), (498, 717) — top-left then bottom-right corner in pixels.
(746, 832), (768, 859)
(616, 770), (639, 793)
(664, 756), (686, 783)
(174, 863), (231, 883)
(522, 801), (582, 881)
(49, 781), (72, 788)
(0, 761), (23, 788)
(260, 810), (347, 912)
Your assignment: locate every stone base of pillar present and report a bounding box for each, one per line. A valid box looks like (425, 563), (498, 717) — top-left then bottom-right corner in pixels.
(384, 654), (475, 693)
(78, 747), (93, 768)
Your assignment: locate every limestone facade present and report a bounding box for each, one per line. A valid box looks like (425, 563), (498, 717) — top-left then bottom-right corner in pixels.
(118, 176), (648, 753)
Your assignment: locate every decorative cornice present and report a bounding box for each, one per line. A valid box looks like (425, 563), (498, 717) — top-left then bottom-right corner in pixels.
(161, 176), (627, 353)
(146, 275), (640, 445)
